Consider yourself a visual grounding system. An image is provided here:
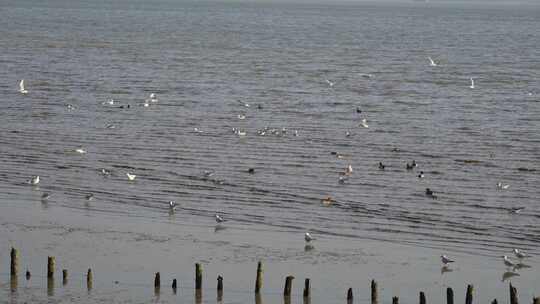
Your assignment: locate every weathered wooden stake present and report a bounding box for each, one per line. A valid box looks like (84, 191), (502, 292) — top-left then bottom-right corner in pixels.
(195, 289), (202, 304)
(420, 291), (426, 304)
(217, 275), (223, 301)
(492, 299), (498, 304)
(87, 268), (93, 290)
(10, 274), (18, 292)
(255, 293), (263, 304)
(154, 272), (161, 288)
(392, 296), (399, 304)
(510, 284), (518, 304)
(466, 285), (474, 304)
(47, 277), (54, 296)
(303, 278), (311, 298)
(347, 288), (354, 303)
(47, 256), (55, 279)
(371, 280), (379, 304)
(533, 297), (539, 304)
(283, 275), (294, 297)
(172, 279), (177, 293)
(195, 263), (203, 290)
(10, 247), (19, 276)
(447, 287), (454, 304)
(62, 269), (68, 286)
(26, 269), (31, 280)
(255, 261), (263, 294)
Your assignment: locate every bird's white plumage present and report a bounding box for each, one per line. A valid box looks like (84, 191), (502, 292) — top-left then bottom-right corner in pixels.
(305, 232), (314, 242)
(470, 78), (475, 89)
(126, 173), (136, 181)
(441, 255), (454, 264)
(360, 118), (369, 128)
(215, 214), (225, 223)
(428, 57), (438, 67)
(19, 79), (28, 94)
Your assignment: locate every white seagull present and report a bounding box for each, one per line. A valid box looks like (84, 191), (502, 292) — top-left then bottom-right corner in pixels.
(513, 249), (528, 259)
(496, 182), (509, 190)
(360, 118), (369, 128)
(237, 113), (246, 120)
(75, 147), (87, 154)
(502, 255), (515, 268)
(28, 175), (40, 185)
(509, 207), (525, 214)
(428, 57), (438, 67)
(469, 78), (475, 89)
(169, 201), (178, 211)
(215, 214), (225, 223)
(148, 93), (158, 103)
(441, 255), (455, 265)
(325, 79), (334, 87)
(19, 79), (28, 94)
(126, 173), (137, 181)
(237, 100), (250, 108)
(305, 232), (314, 242)
(102, 99), (114, 105)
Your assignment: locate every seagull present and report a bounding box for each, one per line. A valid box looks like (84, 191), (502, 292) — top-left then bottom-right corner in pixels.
(148, 93), (158, 103)
(28, 175), (40, 185)
(66, 104), (75, 110)
(236, 129), (247, 136)
(237, 100), (250, 107)
(359, 73), (373, 79)
(305, 232), (314, 242)
(356, 107), (362, 114)
(513, 249), (528, 259)
(102, 99), (114, 105)
(428, 57), (438, 67)
(325, 79), (334, 87)
(496, 182), (509, 190)
(378, 162), (385, 170)
(469, 78), (475, 89)
(426, 188), (437, 199)
(169, 201), (178, 211)
(202, 170), (215, 178)
(509, 207), (525, 214)
(100, 168), (111, 176)
(441, 255), (454, 265)
(345, 131), (351, 137)
(293, 130), (299, 137)
(360, 118), (369, 128)
(19, 79), (28, 94)
(75, 147), (87, 154)
(85, 193), (94, 201)
(237, 113), (246, 120)
(41, 192), (51, 200)
(215, 214), (225, 223)
(412, 160), (417, 167)
(142, 101), (150, 107)
(418, 171), (425, 178)
(321, 196), (334, 205)
(502, 255), (516, 268)
(126, 173), (136, 181)
(338, 176), (348, 184)
(194, 127), (203, 133)
(406, 163), (413, 170)
(106, 124), (116, 129)
(345, 165), (353, 175)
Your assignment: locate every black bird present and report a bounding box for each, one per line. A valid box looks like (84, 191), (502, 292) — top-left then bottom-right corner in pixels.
(418, 171), (425, 178)
(406, 163), (413, 170)
(379, 162), (385, 170)
(248, 168), (255, 174)
(425, 188), (437, 199)
(356, 107), (362, 113)
(412, 160), (417, 167)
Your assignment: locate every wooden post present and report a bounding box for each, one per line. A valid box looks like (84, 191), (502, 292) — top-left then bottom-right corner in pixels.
(420, 292), (426, 304)
(303, 278), (311, 298)
(87, 268), (93, 290)
(195, 289), (202, 304)
(47, 277), (54, 296)
(172, 279), (177, 293)
(154, 272), (161, 288)
(255, 293), (263, 304)
(283, 275), (294, 297)
(195, 263), (202, 290)
(532, 297), (539, 304)
(255, 261), (263, 294)
(510, 284), (518, 304)
(47, 256), (55, 279)
(447, 287), (454, 304)
(62, 269), (68, 286)
(26, 269), (31, 280)
(393, 297), (399, 304)
(371, 280), (378, 304)
(347, 288), (354, 303)
(10, 247), (19, 276)
(217, 275), (223, 301)
(492, 299), (498, 304)
(466, 285), (473, 304)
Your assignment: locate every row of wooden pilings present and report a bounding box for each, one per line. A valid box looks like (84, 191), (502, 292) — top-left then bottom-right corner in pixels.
(8, 248), (540, 303)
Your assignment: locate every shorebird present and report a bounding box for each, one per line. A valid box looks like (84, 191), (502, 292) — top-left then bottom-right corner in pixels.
(28, 175), (40, 185)
(502, 255), (515, 268)
(126, 173), (136, 181)
(237, 100), (250, 107)
(325, 79), (334, 87)
(509, 207), (525, 214)
(75, 147), (87, 154)
(41, 192), (51, 200)
(356, 107), (362, 113)
(513, 249), (528, 259)
(169, 201), (178, 211)
(236, 129), (246, 136)
(496, 182), (509, 190)
(305, 232), (314, 242)
(426, 188), (437, 199)
(215, 214), (225, 223)
(360, 118), (369, 128)
(85, 193), (94, 201)
(428, 57), (438, 67)
(237, 113), (246, 120)
(359, 73), (373, 79)
(379, 162), (385, 170)
(148, 93), (158, 103)
(345, 165), (353, 175)
(321, 196), (334, 205)
(418, 171), (425, 178)
(102, 99), (114, 105)
(441, 255), (454, 265)
(469, 78), (475, 89)
(19, 79), (28, 94)
(100, 168), (111, 176)
(406, 163), (414, 170)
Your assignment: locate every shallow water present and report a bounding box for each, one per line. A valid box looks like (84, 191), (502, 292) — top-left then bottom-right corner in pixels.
(0, 0), (539, 303)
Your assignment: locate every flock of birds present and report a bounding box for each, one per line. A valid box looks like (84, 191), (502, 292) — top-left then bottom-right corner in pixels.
(17, 55), (532, 276)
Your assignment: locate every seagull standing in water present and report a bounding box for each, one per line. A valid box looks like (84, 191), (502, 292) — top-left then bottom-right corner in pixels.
(325, 79), (334, 87)
(126, 173), (136, 181)
(19, 79), (28, 94)
(148, 93), (158, 103)
(28, 175), (40, 185)
(215, 214), (225, 223)
(441, 255), (454, 265)
(502, 255), (516, 268)
(428, 57), (438, 67)
(360, 118), (369, 128)
(169, 201), (178, 211)
(496, 182), (509, 190)
(513, 249), (528, 259)
(469, 78), (475, 89)
(509, 207), (525, 214)
(305, 232), (314, 242)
